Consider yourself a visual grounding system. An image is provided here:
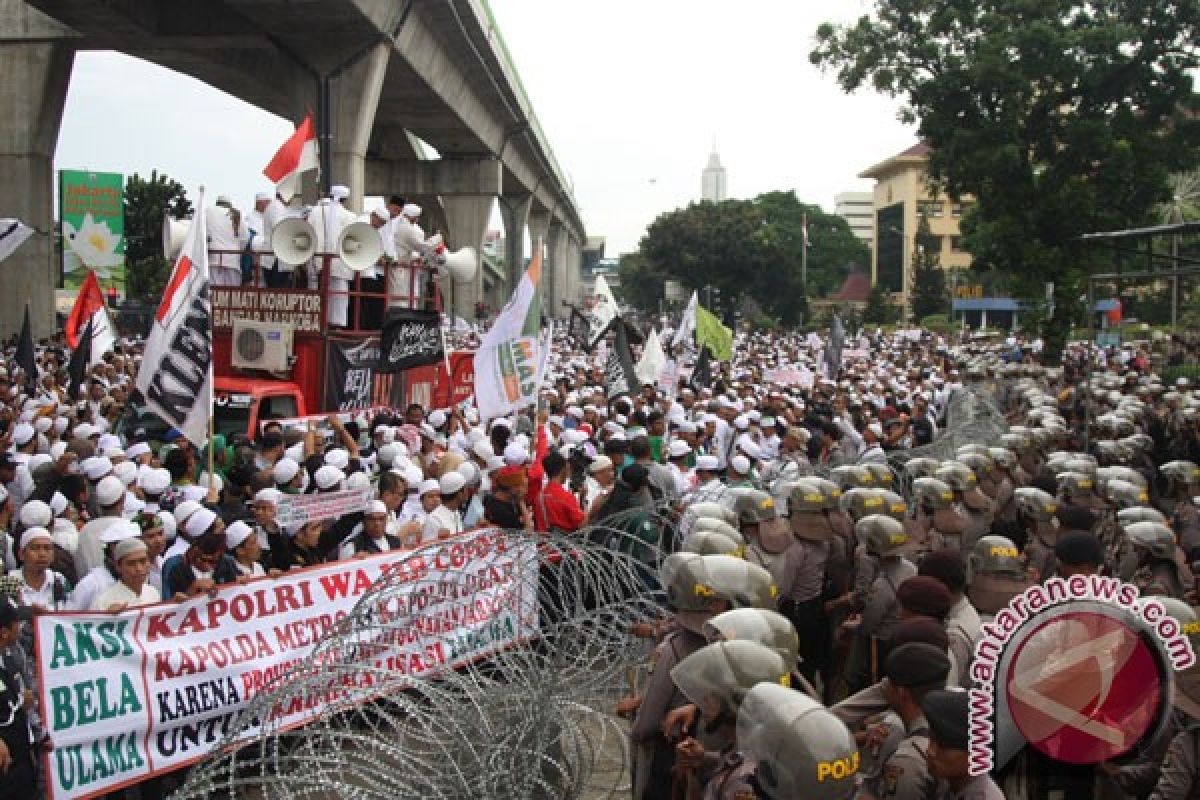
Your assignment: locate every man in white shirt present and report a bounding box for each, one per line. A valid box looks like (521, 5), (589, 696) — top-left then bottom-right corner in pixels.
(92, 537), (160, 611)
(389, 203), (436, 310)
(422, 473), (467, 544)
(206, 194), (247, 287)
(306, 185), (358, 327)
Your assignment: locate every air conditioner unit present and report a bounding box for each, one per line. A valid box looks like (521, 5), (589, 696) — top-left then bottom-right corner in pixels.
(231, 319), (293, 372)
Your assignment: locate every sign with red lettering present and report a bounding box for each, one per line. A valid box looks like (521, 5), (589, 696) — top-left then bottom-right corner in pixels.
(274, 487), (374, 529)
(34, 530), (539, 799)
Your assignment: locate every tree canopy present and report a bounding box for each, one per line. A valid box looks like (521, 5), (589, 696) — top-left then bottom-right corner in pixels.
(621, 191), (868, 325)
(124, 171), (191, 303)
(812, 1), (1200, 361)
(909, 215), (946, 321)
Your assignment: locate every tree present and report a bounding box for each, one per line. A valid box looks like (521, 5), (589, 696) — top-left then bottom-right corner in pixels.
(124, 171), (191, 303)
(863, 285), (902, 325)
(812, 2), (1200, 362)
(629, 192), (868, 324)
(909, 215), (946, 321)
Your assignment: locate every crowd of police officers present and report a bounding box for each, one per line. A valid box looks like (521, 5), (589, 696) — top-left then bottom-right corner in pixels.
(613, 349), (1200, 800)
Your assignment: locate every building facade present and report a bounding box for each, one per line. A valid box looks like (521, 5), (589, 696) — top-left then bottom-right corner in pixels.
(702, 151), (727, 202)
(834, 191), (875, 250)
(859, 143), (973, 308)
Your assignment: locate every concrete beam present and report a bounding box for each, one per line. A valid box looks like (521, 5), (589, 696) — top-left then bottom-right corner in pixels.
(364, 156), (502, 198)
(441, 195), (494, 320)
(0, 0), (79, 41)
(497, 193), (530, 288)
(0, 37), (74, 340)
(329, 41), (389, 213)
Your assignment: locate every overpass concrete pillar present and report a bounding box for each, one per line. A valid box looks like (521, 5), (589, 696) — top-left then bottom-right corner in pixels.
(330, 43), (390, 212)
(0, 38), (74, 339)
(497, 193), (531, 289)
(565, 235), (583, 309)
(527, 209), (551, 262)
(442, 196), (493, 320)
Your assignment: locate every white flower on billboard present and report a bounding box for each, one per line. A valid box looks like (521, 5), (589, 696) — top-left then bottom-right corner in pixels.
(63, 213), (123, 276)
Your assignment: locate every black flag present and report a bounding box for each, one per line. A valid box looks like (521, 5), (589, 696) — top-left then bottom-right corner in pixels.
(825, 312), (845, 378)
(378, 309), (443, 373)
(568, 306), (590, 351)
(690, 346), (713, 391)
(605, 316), (641, 398)
(15, 304), (38, 397)
(68, 314), (94, 401)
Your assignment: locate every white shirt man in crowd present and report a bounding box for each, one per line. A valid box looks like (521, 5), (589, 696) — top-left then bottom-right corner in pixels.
(206, 194), (247, 287)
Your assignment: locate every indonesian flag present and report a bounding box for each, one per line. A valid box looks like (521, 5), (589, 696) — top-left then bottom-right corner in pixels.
(135, 188), (212, 447)
(263, 113), (319, 201)
(64, 270), (116, 365)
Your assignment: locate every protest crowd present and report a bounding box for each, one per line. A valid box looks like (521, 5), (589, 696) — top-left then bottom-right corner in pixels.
(3, 288), (1200, 800)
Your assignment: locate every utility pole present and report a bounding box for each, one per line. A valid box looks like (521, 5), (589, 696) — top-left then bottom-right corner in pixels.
(801, 212), (809, 288)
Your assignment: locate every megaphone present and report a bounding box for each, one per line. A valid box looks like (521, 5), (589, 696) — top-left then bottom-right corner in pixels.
(271, 217), (318, 266)
(336, 222), (384, 273)
(162, 215), (190, 261)
(438, 246), (478, 283)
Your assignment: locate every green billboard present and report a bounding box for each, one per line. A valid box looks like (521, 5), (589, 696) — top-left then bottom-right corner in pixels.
(59, 169), (124, 295)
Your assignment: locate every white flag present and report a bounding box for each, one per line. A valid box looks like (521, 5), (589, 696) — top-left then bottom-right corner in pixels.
(0, 218), (34, 264)
(672, 290), (697, 349)
(636, 329), (667, 386)
(586, 274), (618, 347)
(473, 244), (544, 422)
(135, 189), (212, 446)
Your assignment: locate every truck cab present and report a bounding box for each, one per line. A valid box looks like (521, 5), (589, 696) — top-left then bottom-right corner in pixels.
(213, 378), (307, 439)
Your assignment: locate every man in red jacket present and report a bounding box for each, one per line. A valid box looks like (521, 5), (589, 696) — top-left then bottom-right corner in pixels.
(534, 451), (585, 533)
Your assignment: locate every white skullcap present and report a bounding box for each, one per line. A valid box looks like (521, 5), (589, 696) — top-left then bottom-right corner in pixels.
(173, 501), (201, 528)
(11, 423), (34, 446)
(216, 194), (233, 205)
(867, 422), (883, 438)
(428, 410), (448, 428)
(471, 440), (495, 462)
(100, 520), (141, 545)
(95, 476), (126, 507)
(284, 443), (305, 463)
(255, 191), (272, 202)
(139, 468), (171, 494)
(404, 465), (425, 489)
(114, 537), (148, 563)
(123, 494), (145, 517)
(457, 461), (479, 486)
(330, 185), (350, 200)
(274, 458), (301, 485)
(324, 448), (350, 470)
(588, 456), (614, 474)
(345, 471), (371, 491)
(158, 510), (177, 542)
(419, 478), (441, 497)
(197, 472), (223, 494)
(184, 508), (218, 539)
(98, 434), (121, 452)
(377, 443), (402, 468)
(18, 501), (52, 530)
(49, 491), (68, 517)
(49, 441), (68, 462)
(82, 456), (113, 481)
(52, 418), (69, 435)
(695, 455), (720, 472)
(668, 440), (691, 459)
(102, 447), (125, 461)
(439, 472), (466, 495)
(730, 455), (751, 475)
(126, 442), (151, 459)
(503, 442), (529, 465)
(314, 465), (344, 491)
(225, 520), (255, 551)
(370, 204), (389, 219)
(254, 488), (283, 506)
(365, 500), (388, 517)
(34, 417), (52, 434)
(113, 461), (138, 487)
(401, 203), (422, 218)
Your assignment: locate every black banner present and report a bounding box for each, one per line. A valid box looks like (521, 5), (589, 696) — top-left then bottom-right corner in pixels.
(568, 306), (590, 352)
(378, 309), (443, 373)
(691, 346), (713, 391)
(605, 317), (641, 398)
(324, 337), (404, 412)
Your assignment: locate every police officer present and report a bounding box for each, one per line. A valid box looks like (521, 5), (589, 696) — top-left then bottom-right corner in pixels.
(1015, 487), (1060, 582)
(734, 683), (860, 799)
(780, 479), (833, 687)
(1126, 521), (1189, 599)
(847, 515), (917, 691)
(937, 462), (992, 552)
(911, 477), (965, 553)
(966, 535), (1030, 623)
(922, 689), (1005, 799)
(1161, 460), (1200, 562)
(0, 597), (33, 797)
(879, 642), (951, 799)
(919, 549), (980, 690)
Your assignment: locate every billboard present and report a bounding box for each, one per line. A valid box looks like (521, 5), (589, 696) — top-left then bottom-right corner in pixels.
(59, 169), (124, 295)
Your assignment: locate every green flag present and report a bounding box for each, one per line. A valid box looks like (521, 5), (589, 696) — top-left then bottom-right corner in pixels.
(695, 304), (733, 361)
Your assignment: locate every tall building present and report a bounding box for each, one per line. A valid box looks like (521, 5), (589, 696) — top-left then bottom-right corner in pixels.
(859, 142), (973, 307)
(701, 150), (727, 202)
(834, 191), (875, 250)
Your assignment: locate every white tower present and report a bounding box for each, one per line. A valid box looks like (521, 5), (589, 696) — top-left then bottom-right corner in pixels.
(701, 142), (727, 202)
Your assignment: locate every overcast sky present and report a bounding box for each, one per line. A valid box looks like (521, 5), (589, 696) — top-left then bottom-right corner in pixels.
(54, 0), (915, 258)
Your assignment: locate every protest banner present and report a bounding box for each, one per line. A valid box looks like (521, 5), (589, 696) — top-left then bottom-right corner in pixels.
(274, 486), (375, 528)
(35, 530), (539, 800)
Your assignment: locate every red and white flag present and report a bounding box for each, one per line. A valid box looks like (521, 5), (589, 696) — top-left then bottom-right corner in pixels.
(263, 113), (318, 201)
(135, 189), (212, 447)
(64, 270), (116, 365)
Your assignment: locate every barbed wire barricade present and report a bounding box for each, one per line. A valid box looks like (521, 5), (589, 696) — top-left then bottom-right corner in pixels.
(175, 524), (670, 800)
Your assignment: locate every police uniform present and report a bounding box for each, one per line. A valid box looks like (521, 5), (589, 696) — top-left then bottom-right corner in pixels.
(938, 773), (1005, 799)
(883, 714), (936, 800)
(0, 601), (33, 800)
(922, 690), (1005, 800)
(631, 628), (708, 800)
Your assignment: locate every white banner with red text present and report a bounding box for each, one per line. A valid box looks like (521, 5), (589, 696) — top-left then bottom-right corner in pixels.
(34, 529), (539, 800)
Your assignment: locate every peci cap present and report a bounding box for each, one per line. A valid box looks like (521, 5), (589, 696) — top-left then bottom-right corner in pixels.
(439, 472), (466, 495)
(884, 642), (951, 688)
(225, 520), (255, 551)
(114, 537), (148, 563)
(896, 576), (954, 621)
(921, 689), (971, 751)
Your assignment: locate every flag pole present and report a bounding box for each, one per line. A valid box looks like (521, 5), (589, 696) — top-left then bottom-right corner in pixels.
(200, 183), (215, 495)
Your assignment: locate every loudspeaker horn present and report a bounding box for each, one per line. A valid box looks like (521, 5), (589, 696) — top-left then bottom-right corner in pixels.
(439, 246), (478, 283)
(336, 222), (384, 273)
(162, 215), (190, 261)
(271, 217), (318, 266)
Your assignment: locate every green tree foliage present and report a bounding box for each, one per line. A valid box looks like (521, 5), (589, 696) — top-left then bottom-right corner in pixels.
(124, 171), (191, 303)
(811, 2), (1200, 362)
(863, 285), (902, 325)
(627, 192), (868, 325)
(909, 215), (946, 321)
